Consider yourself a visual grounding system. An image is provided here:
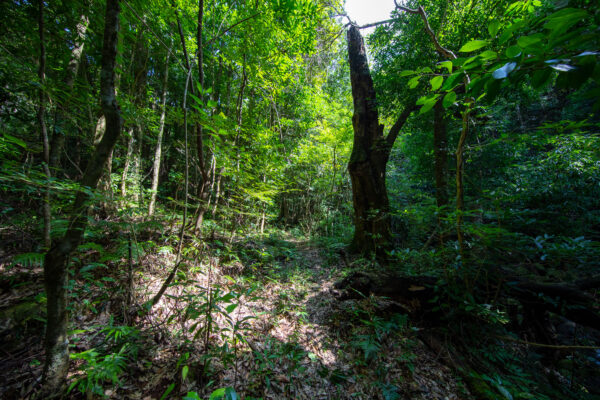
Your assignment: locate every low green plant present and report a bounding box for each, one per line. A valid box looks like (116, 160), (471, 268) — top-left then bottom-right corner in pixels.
(68, 345), (129, 397)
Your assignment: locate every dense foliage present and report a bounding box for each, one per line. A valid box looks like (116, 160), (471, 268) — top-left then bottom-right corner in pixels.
(0, 0), (598, 399)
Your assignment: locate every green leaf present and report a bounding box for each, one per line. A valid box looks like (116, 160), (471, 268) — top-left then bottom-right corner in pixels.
(188, 93), (202, 105)
(544, 8), (588, 33)
(442, 92), (457, 108)
(11, 252), (44, 268)
(485, 79), (502, 102)
(488, 21), (500, 37)
(437, 61), (452, 74)
(505, 45), (521, 58)
(225, 303), (238, 313)
(160, 383), (176, 400)
(3, 134), (27, 148)
(459, 40), (489, 52)
(408, 76), (420, 89)
(79, 263), (107, 274)
(209, 387), (239, 400)
(441, 72), (463, 91)
(400, 70), (415, 77)
(430, 76), (444, 91)
(182, 365), (189, 380)
(418, 94), (440, 114)
(517, 34), (543, 49)
(478, 50), (498, 60)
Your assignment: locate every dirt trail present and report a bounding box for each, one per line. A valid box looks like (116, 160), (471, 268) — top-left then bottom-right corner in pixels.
(0, 239), (472, 399)
(217, 240), (471, 400)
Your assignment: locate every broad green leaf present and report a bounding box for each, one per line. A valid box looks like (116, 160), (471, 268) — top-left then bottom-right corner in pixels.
(408, 76), (420, 89)
(417, 94), (440, 114)
(182, 365), (189, 380)
(430, 76), (444, 91)
(459, 40), (489, 52)
(419, 99), (438, 114)
(225, 303), (238, 313)
(505, 46), (521, 58)
(478, 50), (498, 60)
(486, 79), (502, 102)
(437, 61), (453, 74)
(544, 8), (588, 33)
(442, 91), (457, 108)
(517, 34), (543, 49)
(441, 72), (463, 91)
(209, 387), (238, 400)
(400, 70), (415, 77)
(488, 21), (500, 37)
(531, 68), (552, 89)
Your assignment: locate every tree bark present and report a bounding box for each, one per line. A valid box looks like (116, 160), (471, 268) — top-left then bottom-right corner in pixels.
(347, 26), (415, 254)
(41, 0), (122, 395)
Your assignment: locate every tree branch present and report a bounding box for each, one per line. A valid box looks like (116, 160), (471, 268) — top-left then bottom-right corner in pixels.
(385, 103), (417, 150)
(357, 19), (396, 30)
(206, 13), (260, 46)
(394, 1), (457, 60)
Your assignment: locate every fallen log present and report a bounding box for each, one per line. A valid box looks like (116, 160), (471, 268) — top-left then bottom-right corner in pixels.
(333, 271), (600, 331)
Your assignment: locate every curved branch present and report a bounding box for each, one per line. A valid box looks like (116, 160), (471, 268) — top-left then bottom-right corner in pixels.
(395, 1), (457, 60)
(385, 103), (417, 150)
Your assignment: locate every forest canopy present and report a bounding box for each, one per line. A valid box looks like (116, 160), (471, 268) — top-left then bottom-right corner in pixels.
(0, 0), (599, 399)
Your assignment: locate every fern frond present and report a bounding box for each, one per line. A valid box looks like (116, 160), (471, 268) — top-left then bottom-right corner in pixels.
(11, 252), (44, 268)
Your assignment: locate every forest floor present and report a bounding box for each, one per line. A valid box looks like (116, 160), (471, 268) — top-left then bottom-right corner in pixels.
(0, 230), (472, 399)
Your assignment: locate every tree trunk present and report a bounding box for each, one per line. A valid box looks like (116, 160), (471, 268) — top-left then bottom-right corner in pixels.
(38, 0), (51, 250)
(346, 26), (391, 254)
(456, 106), (470, 259)
(49, 7), (89, 172)
(132, 124), (143, 204)
(433, 100), (448, 209)
(149, 48), (171, 216)
(120, 127), (135, 197)
(93, 116), (114, 212)
(193, 0), (210, 232)
(131, 31), (148, 205)
(41, 0), (122, 395)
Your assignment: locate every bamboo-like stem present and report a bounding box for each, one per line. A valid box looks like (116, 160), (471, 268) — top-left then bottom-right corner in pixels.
(456, 105), (470, 263)
(150, 61), (193, 308)
(38, 0), (51, 250)
(148, 44), (172, 216)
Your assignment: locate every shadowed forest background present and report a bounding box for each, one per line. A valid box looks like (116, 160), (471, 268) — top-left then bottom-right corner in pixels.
(0, 0), (599, 399)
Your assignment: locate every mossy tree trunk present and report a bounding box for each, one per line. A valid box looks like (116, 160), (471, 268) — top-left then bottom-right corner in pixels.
(346, 26), (414, 255)
(41, 0), (122, 395)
